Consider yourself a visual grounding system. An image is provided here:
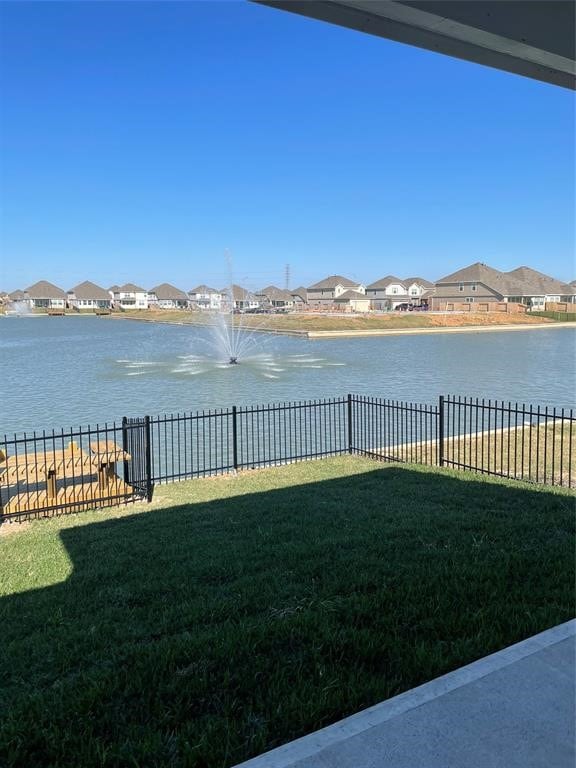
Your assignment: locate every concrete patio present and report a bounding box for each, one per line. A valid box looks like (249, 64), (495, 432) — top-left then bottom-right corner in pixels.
(236, 620), (575, 768)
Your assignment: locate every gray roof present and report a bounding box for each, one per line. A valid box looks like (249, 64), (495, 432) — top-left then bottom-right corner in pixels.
(149, 283), (188, 300)
(366, 275), (405, 290)
(334, 289), (370, 301)
(24, 280), (66, 299)
(258, 285), (293, 302)
(228, 284), (256, 301)
(189, 285), (220, 295)
(437, 262), (575, 297)
(108, 285), (121, 293)
(404, 276), (434, 288)
(291, 286), (308, 299)
(505, 267), (575, 296)
(9, 289), (26, 300)
(69, 281), (110, 300)
(118, 283), (146, 293)
(308, 275), (360, 290)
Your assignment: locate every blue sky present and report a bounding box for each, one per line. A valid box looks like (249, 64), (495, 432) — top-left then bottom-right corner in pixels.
(1, 1), (574, 292)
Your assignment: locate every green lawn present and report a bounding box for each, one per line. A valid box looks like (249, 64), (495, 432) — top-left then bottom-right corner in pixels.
(1, 457), (574, 767)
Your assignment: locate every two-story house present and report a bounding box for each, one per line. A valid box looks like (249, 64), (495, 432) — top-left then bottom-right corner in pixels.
(366, 276), (433, 310)
(188, 285), (222, 311)
(67, 281), (112, 310)
(109, 283), (149, 310)
(307, 275), (365, 307)
(431, 263), (576, 310)
(148, 283), (189, 309)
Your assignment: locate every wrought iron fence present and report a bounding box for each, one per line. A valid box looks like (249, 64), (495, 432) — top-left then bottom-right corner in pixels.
(1, 394), (574, 522)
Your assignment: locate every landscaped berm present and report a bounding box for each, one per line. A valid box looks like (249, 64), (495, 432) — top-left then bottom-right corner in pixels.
(1, 457), (574, 767)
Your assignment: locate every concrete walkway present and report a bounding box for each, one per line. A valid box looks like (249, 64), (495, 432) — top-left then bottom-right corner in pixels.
(235, 620), (575, 768)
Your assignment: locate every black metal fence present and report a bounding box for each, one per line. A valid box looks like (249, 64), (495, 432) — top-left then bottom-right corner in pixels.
(1, 394), (574, 521)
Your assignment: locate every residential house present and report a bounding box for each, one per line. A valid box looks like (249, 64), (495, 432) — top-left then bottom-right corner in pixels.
(333, 290), (371, 313)
(8, 289), (26, 302)
(24, 280), (67, 309)
(67, 281), (112, 310)
(307, 275), (365, 307)
(257, 286), (294, 309)
(431, 263), (576, 310)
(148, 283), (189, 309)
(109, 283), (149, 310)
(366, 276), (433, 310)
(188, 285), (223, 311)
(290, 287), (308, 307)
(0, 291), (9, 306)
(224, 285), (260, 311)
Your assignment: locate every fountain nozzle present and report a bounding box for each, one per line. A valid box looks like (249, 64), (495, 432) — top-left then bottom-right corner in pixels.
(229, 357), (238, 365)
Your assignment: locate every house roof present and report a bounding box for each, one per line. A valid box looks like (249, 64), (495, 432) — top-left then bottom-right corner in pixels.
(227, 284), (256, 301)
(366, 275), (405, 290)
(308, 275), (360, 290)
(437, 262), (575, 297)
(118, 283), (146, 293)
(9, 289), (25, 300)
(24, 280), (66, 299)
(334, 289), (370, 301)
(258, 285), (293, 302)
(69, 281), (110, 300)
(404, 276), (434, 288)
(149, 283), (188, 300)
(291, 286), (308, 299)
(505, 267), (575, 296)
(189, 285), (219, 295)
(108, 285), (121, 293)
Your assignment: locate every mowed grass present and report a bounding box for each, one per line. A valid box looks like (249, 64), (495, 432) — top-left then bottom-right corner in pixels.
(1, 457), (574, 767)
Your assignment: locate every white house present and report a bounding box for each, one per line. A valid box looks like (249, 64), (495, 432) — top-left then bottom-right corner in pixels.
(109, 283), (149, 310)
(188, 285), (223, 311)
(148, 283), (189, 309)
(307, 275), (365, 307)
(366, 276), (433, 310)
(226, 285), (260, 311)
(24, 280), (67, 309)
(67, 281), (112, 310)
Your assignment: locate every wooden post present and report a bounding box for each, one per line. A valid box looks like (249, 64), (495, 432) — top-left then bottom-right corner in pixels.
(47, 469), (57, 502)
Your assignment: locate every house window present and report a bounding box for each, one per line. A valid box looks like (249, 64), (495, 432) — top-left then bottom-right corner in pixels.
(471, 284), (477, 291)
(465, 296), (475, 303)
(458, 284), (464, 292)
(392, 288), (398, 294)
(410, 289), (418, 296)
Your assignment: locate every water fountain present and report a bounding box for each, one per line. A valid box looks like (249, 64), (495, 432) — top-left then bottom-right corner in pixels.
(5, 300), (32, 317)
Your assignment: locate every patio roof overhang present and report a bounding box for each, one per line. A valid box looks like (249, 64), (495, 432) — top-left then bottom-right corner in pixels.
(253, 0), (575, 90)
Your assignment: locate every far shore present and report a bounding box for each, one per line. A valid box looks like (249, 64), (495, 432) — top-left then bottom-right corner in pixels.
(100, 311), (575, 339)
(2, 309), (574, 339)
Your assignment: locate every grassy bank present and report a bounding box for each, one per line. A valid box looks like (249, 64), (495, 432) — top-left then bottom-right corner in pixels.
(113, 309), (558, 332)
(1, 457), (574, 767)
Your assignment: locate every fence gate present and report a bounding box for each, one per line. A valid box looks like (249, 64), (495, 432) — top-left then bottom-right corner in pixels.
(123, 416), (153, 502)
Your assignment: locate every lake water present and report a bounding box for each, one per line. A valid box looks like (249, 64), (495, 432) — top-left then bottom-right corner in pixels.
(1, 316), (575, 434)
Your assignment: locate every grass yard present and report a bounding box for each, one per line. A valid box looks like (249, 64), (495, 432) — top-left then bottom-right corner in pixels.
(1, 456), (574, 767)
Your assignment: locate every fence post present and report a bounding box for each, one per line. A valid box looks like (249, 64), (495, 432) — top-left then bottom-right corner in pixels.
(144, 415), (153, 502)
(232, 405), (238, 470)
(347, 394), (353, 454)
(121, 416), (129, 485)
(438, 395), (445, 467)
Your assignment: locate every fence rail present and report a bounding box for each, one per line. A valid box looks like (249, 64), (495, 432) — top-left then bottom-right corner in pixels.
(1, 394), (574, 521)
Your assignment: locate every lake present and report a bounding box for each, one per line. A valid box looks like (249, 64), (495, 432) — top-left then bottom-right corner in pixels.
(1, 316), (575, 435)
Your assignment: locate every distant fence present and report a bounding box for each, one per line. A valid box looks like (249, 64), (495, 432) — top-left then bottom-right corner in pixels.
(1, 395), (574, 521)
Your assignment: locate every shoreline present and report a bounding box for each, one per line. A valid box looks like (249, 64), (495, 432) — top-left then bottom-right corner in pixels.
(2, 312), (574, 338)
(103, 315), (575, 339)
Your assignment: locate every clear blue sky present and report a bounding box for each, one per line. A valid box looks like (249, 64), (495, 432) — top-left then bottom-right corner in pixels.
(1, 0), (574, 293)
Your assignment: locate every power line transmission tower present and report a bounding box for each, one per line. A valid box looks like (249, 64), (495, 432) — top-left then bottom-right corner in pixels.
(284, 264), (291, 291)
